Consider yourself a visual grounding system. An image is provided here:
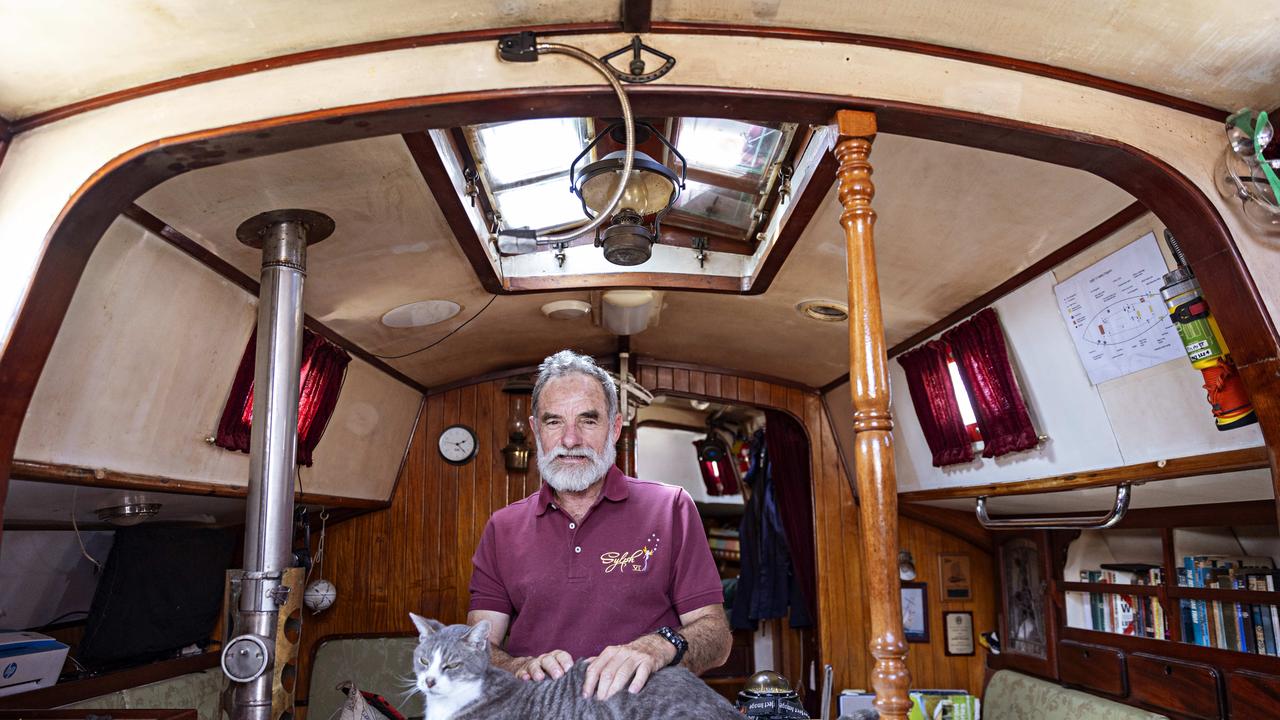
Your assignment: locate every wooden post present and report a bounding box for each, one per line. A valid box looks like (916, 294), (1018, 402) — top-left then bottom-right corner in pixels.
(834, 109), (911, 719)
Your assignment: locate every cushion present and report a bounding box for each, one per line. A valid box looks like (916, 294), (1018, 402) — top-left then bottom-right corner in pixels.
(984, 670), (1168, 720)
(309, 636), (423, 720)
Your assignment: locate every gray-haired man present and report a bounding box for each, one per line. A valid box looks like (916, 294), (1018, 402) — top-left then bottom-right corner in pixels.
(467, 350), (731, 701)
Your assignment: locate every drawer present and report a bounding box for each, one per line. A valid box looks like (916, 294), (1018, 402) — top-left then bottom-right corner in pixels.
(1127, 653), (1222, 719)
(1057, 640), (1126, 697)
(1226, 671), (1280, 720)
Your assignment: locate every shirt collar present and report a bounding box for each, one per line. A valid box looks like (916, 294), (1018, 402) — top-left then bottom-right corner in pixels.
(535, 465), (630, 516)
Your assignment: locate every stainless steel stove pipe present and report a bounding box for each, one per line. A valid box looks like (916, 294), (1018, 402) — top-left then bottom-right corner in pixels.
(243, 218), (306, 602)
(224, 210), (331, 720)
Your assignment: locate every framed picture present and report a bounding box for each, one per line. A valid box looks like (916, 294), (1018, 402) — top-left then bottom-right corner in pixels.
(901, 582), (929, 643)
(939, 553), (972, 601)
(943, 611), (975, 656)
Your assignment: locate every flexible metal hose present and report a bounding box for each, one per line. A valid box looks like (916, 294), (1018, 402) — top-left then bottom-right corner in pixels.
(529, 41), (635, 245)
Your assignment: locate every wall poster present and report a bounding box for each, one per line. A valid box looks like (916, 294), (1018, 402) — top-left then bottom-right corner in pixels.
(1052, 232), (1183, 385)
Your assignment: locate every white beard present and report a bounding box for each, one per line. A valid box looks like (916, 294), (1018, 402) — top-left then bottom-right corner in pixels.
(536, 432), (617, 493)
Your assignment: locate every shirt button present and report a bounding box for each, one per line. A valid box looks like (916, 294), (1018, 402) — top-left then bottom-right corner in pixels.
(569, 522), (576, 529)
(574, 546), (582, 554)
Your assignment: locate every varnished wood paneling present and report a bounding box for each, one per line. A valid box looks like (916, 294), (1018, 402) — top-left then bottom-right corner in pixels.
(897, 515), (997, 695)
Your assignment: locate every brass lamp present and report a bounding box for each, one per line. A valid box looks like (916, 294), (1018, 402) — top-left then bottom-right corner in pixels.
(571, 122), (686, 266)
(501, 377), (533, 472)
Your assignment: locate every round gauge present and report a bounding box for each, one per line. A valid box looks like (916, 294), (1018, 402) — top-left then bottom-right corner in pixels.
(438, 424), (478, 465)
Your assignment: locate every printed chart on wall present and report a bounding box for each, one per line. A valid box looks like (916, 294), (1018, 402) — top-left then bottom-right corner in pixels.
(1053, 232), (1182, 385)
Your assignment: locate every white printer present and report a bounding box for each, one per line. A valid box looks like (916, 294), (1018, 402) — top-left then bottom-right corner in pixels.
(0, 631), (69, 697)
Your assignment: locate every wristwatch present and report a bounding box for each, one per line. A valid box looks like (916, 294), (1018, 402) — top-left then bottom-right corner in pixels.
(654, 626), (688, 667)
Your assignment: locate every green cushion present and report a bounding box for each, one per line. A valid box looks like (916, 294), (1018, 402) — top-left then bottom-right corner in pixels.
(310, 636), (423, 720)
(984, 670), (1168, 720)
(64, 667), (224, 720)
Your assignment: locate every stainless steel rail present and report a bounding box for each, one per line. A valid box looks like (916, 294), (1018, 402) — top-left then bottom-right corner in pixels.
(974, 482), (1132, 530)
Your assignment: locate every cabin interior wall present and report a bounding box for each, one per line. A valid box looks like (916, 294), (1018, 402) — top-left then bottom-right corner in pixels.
(12, 215), (421, 502)
(299, 364), (996, 713)
(827, 211), (1268, 497)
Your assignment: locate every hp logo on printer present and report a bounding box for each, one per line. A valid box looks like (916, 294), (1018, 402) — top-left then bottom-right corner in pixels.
(2, 662), (15, 679)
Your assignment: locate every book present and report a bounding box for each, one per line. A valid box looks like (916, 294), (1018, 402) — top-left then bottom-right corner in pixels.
(907, 691), (979, 720)
(1268, 576), (1280, 655)
(1250, 603), (1266, 654)
(1216, 574), (1240, 651)
(1100, 562), (1161, 578)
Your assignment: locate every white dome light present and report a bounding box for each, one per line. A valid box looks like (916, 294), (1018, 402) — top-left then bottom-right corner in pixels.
(380, 300), (461, 328)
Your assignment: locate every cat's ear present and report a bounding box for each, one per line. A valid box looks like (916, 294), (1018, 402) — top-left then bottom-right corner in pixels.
(410, 613), (443, 639)
(463, 620), (491, 652)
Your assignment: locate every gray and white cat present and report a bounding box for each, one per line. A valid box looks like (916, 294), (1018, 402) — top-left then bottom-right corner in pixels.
(409, 613), (741, 720)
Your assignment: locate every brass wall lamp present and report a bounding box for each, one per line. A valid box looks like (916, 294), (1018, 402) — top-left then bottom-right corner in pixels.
(501, 376), (534, 472)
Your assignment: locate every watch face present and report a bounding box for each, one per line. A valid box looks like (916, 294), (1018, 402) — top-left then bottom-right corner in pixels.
(438, 425), (477, 465)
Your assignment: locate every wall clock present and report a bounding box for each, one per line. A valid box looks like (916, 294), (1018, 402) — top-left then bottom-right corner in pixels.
(438, 424), (478, 465)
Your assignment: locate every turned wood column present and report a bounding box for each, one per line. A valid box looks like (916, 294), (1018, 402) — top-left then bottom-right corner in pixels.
(616, 425), (636, 475)
(834, 109), (911, 718)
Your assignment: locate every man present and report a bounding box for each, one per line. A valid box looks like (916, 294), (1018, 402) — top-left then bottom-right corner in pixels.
(467, 350), (731, 701)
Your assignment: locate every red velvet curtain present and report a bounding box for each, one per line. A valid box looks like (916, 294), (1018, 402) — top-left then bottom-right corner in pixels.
(897, 340), (974, 467)
(763, 410), (817, 622)
(943, 307), (1038, 458)
(215, 329), (351, 466)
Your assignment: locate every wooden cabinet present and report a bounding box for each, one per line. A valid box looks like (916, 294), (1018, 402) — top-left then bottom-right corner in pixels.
(991, 501), (1280, 718)
(1225, 670), (1280, 720)
(1128, 653), (1222, 719)
(995, 531), (1057, 679)
(1058, 639), (1126, 697)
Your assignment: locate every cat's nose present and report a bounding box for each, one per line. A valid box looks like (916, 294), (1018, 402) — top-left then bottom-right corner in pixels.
(425, 678), (436, 689)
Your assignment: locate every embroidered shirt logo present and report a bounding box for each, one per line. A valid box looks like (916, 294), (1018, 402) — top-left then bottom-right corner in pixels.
(600, 533), (660, 573)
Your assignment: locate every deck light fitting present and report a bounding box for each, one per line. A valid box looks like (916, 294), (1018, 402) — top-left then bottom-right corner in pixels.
(601, 289), (662, 335)
(96, 502), (162, 526)
(797, 299), (849, 322)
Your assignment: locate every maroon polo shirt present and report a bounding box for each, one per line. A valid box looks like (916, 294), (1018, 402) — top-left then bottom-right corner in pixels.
(468, 466), (724, 660)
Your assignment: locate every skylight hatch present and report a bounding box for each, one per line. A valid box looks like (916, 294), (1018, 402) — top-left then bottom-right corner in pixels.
(459, 116), (797, 248)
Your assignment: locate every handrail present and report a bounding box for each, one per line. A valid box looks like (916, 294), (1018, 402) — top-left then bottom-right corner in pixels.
(975, 482), (1132, 530)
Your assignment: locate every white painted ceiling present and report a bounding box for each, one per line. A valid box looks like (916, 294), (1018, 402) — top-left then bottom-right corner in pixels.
(2, 1), (1277, 120)
(136, 129), (1133, 389)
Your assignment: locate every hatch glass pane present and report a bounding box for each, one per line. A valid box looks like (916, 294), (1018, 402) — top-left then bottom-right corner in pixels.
(493, 176), (584, 232)
(670, 179), (756, 231)
(676, 118), (784, 182)
(473, 118), (588, 187)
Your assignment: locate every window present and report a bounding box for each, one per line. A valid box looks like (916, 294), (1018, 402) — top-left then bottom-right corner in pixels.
(668, 118), (796, 240)
(946, 352), (982, 443)
(466, 118), (591, 232)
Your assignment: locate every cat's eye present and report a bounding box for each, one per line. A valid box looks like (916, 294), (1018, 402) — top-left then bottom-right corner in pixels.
(417, 657), (428, 666)
(444, 662), (460, 670)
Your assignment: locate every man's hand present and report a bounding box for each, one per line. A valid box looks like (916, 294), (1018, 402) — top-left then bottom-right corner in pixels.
(514, 649), (575, 681)
(581, 634), (673, 700)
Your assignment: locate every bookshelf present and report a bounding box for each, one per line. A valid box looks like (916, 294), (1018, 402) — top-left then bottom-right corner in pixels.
(993, 500), (1280, 719)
